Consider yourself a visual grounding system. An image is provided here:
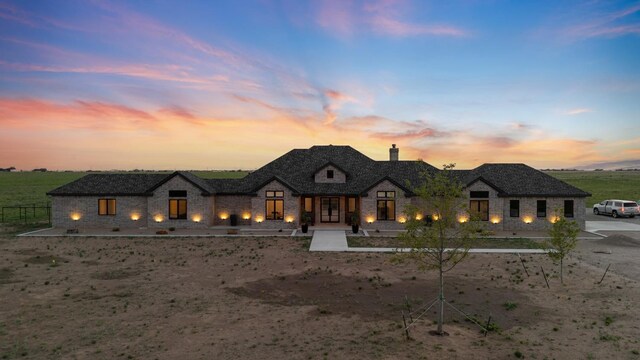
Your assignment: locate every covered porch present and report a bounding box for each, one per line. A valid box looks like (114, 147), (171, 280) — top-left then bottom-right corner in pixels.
(299, 195), (359, 226)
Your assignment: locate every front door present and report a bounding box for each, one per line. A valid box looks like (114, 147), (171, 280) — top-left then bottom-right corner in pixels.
(321, 197), (340, 223)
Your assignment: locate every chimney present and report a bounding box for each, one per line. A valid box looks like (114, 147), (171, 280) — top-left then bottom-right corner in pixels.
(389, 144), (399, 161)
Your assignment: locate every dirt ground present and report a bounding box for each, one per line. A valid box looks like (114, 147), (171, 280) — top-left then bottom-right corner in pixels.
(1, 234), (639, 360)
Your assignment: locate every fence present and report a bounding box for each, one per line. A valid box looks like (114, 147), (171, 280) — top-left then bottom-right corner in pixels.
(1, 203), (51, 225)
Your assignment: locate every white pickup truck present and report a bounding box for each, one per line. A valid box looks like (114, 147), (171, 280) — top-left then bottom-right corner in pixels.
(593, 200), (639, 218)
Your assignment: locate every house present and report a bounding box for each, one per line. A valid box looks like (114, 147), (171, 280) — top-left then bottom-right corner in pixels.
(47, 145), (590, 231)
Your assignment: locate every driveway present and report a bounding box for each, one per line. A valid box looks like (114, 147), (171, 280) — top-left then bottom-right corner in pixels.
(576, 231), (640, 281)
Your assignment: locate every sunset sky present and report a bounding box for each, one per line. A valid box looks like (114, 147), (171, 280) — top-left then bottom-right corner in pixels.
(1, 0), (639, 170)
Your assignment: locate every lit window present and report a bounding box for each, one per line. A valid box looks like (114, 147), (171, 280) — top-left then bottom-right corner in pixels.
(376, 191), (395, 220)
(169, 199), (187, 219)
(98, 199), (116, 216)
(470, 200), (489, 221)
(266, 190), (284, 220)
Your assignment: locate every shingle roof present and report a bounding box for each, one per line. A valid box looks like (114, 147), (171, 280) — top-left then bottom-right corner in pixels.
(455, 164), (591, 197)
(47, 146), (590, 198)
(47, 173), (169, 196)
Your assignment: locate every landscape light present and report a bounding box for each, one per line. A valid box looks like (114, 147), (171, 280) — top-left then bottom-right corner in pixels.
(130, 213), (140, 221)
(285, 216), (294, 223)
(523, 216), (533, 224)
(255, 216), (264, 223)
(432, 214), (440, 221)
(219, 212), (229, 220)
(366, 216), (374, 224)
(70, 213), (81, 221)
(192, 214), (202, 223)
(242, 212), (251, 220)
(458, 216), (468, 223)
(154, 214), (163, 223)
(491, 216), (501, 224)
(398, 216), (406, 224)
(415, 214), (423, 221)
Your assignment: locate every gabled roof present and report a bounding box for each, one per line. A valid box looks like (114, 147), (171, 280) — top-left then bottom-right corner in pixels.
(313, 161), (350, 179)
(48, 146), (591, 198)
(146, 171), (212, 195)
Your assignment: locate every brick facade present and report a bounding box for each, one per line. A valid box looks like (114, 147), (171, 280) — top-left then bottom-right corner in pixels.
(250, 180), (298, 229)
(147, 176), (212, 229)
(52, 196), (147, 229)
(361, 180), (409, 230)
(212, 195), (252, 226)
(314, 165), (346, 183)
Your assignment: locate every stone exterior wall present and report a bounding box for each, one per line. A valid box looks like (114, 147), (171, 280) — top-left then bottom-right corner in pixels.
(51, 196), (147, 229)
(212, 195), (253, 226)
(147, 176), (212, 228)
(314, 165), (346, 183)
(361, 180), (409, 230)
(501, 197), (586, 231)
(464, 181), (504, 231)
(250, 180), (298, 229)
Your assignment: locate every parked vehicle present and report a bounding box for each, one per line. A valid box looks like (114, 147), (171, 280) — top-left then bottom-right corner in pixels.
(593, 200), (639, 218)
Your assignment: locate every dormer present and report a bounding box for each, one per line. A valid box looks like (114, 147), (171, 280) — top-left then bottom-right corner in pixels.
(314, 162), (347, 183)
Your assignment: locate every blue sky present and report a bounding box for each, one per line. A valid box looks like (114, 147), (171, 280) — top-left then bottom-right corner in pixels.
(0, 0), (639, 170)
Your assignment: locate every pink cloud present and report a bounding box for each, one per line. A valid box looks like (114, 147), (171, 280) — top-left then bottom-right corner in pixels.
(314, 0), (468, 38)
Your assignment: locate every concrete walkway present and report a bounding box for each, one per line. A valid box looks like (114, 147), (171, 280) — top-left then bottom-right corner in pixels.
(309, 230), (550, 253)
(309, 230), (348, 251)
(586, 221), (640, 232)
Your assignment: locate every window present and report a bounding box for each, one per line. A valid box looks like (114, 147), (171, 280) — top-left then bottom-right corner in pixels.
(266, 190), (284, 220)
(327, 170), (334, 179)
(347, 197), (357, 213)
(470, 191), (489, 198)
(510, 200), (520, 218)
(537, 200), (547, 218)
(470, 200), (489, 221)
(266, 191), (284, 198)
(98, 199), (116, 215)
(169, 190), (187, 197)
(563, 200), (574, 218)
(304, 197), (313, 212)
(376, 191), (395, 198)
(376, 191), (395, 220)
(169, 199), (187, 219)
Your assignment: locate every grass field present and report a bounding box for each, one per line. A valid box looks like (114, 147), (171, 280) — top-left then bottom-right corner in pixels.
(0, 171), (249, 224)
(545, 170), (640, 207)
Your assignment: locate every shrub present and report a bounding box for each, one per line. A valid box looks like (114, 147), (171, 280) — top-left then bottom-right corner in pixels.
(156, 230), (168, 235)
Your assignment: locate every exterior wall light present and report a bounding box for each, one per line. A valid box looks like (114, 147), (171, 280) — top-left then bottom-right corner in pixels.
(285, 216), (294, 223)
(458, 216), (468, 223)
(219, 212), (229, 220)
(255, 216), (264, 223)
(130, 213), (140, 221)
(192, 215), (202, 223)
(242, 212), (251, 220)
(154, 214), (164, 223)
(490, 216), (501, 224)
(549, 216), (559, 224)
(398, 216), (407, 224)
(523, 216), (533, 224)
(432, 214), (440, 221)
(70, 213), (81, 221)
(366, 216), (374, 224)
(415, 214), (423, 221)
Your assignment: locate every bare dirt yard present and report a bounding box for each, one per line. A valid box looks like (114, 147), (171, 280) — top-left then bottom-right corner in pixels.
(1, 234), (639, 359)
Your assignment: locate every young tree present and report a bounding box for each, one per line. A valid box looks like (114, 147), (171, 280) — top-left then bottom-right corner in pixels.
(393, 163), (485, 335)
(544, 210), (580, 284)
